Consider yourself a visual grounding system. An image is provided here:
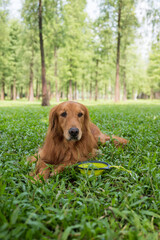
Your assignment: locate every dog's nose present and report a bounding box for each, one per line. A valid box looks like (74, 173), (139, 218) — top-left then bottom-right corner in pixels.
(69, 127), (79, 137)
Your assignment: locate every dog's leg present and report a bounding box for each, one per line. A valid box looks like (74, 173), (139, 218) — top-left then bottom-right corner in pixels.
(27, 155), (38, 163)
(99, 133), (128, 147)
(50, 164), (68, 176)
(90, 122), (128, 147)
(110, 135), (128, 146)
(33, 160), (51, 181)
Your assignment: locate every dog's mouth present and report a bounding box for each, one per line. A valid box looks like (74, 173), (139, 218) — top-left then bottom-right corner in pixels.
(68, 136), (79, 141)
(64, 127), (82, 141)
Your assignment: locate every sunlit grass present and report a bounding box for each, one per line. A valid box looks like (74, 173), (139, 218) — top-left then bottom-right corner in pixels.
(0, 100), (160, 239)
(1, 98), (160, 107)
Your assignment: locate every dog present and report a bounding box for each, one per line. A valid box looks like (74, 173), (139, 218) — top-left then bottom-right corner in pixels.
(30, 101), (128, 180)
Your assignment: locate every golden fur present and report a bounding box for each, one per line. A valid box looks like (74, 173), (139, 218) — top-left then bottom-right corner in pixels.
(30, 101), (128, 180)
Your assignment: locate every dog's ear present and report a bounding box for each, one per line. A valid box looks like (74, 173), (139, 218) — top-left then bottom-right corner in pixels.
(48, 105), (63, 138)
(83, 105), (90, 132)
(49, 105), (58, 131)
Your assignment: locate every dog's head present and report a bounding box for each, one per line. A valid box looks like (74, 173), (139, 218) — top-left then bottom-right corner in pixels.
(49, 101), (90, 141)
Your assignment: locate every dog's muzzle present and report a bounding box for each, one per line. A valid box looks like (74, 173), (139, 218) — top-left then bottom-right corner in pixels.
(68, 127), (79, 140)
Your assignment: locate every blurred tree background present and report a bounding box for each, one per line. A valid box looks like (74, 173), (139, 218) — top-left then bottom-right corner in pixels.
(0, 0), (160, 105)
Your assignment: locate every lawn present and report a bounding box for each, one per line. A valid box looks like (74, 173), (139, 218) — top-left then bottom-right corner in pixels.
(0, 100), (160, 240)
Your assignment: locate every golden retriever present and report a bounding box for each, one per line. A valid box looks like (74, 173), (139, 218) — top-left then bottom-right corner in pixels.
(31, 101), (128, 180)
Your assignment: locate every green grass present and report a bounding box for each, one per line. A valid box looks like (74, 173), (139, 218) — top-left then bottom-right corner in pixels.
(0, 100), (160, 240)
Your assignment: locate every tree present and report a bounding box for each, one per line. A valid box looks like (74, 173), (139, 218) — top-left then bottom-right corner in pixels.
(44, 0), (64, 102)
(1, 0), (159, 102)
(145, 0), (160, 98)
(121, 46), (147, 99)
(22, 0), (50, 105)
(59, 0), (88, 100)
(21, 0), (41, 101)
(120, 0), (138, 100)
(8, 20), (23, 100)
(0, 0), (9, 100)
(98, 0), (138, 101)
(115, 0), (122, 102)
(38, 0), (50, 106)
(147, 40), (160, 98)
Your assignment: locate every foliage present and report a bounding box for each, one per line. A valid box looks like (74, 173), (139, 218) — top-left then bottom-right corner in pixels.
(8, 21), (23, 89)
(0, 0), (160, 101)
(121, 45), (148, 97)
(147, 41), (160, 95)
(0, 0), (9, 98)
(0, 100), (160, 239)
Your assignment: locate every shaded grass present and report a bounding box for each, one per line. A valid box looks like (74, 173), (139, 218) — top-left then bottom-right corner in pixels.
(0, 100), (160, 240)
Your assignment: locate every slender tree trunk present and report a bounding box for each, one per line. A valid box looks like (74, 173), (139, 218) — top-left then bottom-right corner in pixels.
(95, 59), (99, 101)
(68, 80), (72, 100)
(39, 0), (50, 106)
(13, 79), (16, 100)
(16, 88), (19, 99)
(67, 82), (69, 100)
(68, 58), (73, 101)
(95, 80), (98, 101)
(1, 78), (5, 100)
(36, 78), (39, 100)
(105, 84), (108, 100)
(28, 49), (34, 101)
(54, 46), (59, 102)
(20, 87), (23, 99)
(74, 82), (77, 100)
(132, 88), (135, 100)
(25, 85), (28, 99)
(122, 51), (127, 101)
(60, 91), (64, 99)
(10, 84), (13, 100)
(123, 76), (127, 101)
(7, 88), (9, 99)
(115, 0), (122, 102)
(82, 82), (84, 100)
(89, 82), (92, 101)
(48, 81), (51, 99)
(150, 88), (153, 99)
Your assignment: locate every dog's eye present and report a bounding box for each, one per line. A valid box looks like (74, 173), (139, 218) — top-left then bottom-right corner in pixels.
(78, 112), (83, 117)
(61, 112), (67, 117)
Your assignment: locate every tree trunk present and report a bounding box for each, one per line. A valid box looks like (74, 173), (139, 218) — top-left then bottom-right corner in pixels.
(25, 86), (28, 99)
(67, 82), (69, 100)
(28, 49), (34, 101)
(10, 84), (13, 100)
(13, 78), (16, 100)
(54, 46), (59, 102)
(16, 87), (19, 99)
(105, 84), (108, 100)
(150, 88), (153, 99)
(81, 82), (84, 100)
(132, 88), (135, 100)
(95, 59), (99, 101)
(20, 87), (23, 99)
(60, 91), (64, 99)
(122, 51), (127, 101)
(6, 87), (9, 99)
(1, 78), (5, 100)
(123, 77), (127, 101)
(115, 0), (122, 102)
(39, 0), (50, 106)
(95, 80), (98, 101)
(89, 83), (92, 101)
(74, 82), (77, 100)
(36, 78), (39, 100)
(68, 80), (72, 100)
(48, 81), (51, 99)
